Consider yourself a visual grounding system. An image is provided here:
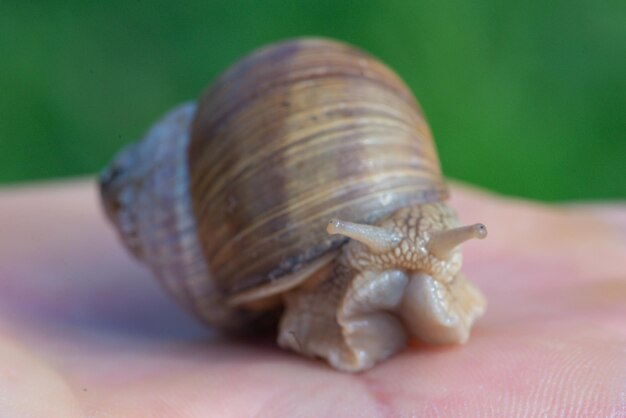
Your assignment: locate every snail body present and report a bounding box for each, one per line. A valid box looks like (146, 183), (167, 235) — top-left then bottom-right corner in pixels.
(100, 38), (486, 371)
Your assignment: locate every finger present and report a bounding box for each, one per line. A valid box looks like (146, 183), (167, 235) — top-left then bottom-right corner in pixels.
(0, 333), (81, 418)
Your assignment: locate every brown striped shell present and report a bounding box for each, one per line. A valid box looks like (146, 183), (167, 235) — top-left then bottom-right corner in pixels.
(100, 38), (448, 329)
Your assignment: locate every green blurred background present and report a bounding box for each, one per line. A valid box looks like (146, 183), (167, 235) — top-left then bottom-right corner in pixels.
(1, 0), (624, 201)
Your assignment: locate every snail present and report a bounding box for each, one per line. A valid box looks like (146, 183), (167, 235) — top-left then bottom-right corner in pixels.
(99, 38), (487, 372)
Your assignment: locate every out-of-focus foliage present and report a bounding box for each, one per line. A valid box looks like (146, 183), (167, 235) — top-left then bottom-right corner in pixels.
(1, 0), (624, 200)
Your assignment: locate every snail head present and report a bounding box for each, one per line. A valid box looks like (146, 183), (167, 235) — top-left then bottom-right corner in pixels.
(327, 203), (487, 280)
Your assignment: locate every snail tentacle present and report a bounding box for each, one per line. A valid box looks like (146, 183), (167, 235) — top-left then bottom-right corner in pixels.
(327, 219), (402, 254)
(427, 223), (488, 260)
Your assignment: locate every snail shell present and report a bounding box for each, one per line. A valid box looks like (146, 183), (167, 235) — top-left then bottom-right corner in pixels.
(100, 38), (486, 371)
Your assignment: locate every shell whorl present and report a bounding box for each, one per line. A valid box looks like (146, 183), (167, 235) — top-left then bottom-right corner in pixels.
(188, 38), (448, 297)
(100, 103), (253, 329)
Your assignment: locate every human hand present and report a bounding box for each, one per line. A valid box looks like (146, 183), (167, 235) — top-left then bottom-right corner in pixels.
(0, 180), (624, 417)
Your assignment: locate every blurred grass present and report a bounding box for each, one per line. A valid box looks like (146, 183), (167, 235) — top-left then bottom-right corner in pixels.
(0, 0), (624, 201)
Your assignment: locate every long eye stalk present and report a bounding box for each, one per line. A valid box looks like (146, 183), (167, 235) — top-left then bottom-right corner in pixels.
(427, 223), (487, 259)
(327, 219), (401, 254)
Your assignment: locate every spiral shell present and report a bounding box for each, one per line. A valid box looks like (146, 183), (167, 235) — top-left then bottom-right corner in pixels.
(101, 38), (448, 329)
(190, 39), (447, 294)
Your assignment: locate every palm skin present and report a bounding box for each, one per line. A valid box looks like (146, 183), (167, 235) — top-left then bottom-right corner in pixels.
(0, 180), (624, 417)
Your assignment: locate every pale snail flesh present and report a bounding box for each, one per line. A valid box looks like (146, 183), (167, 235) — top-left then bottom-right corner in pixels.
(99, 38), (487, 372)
